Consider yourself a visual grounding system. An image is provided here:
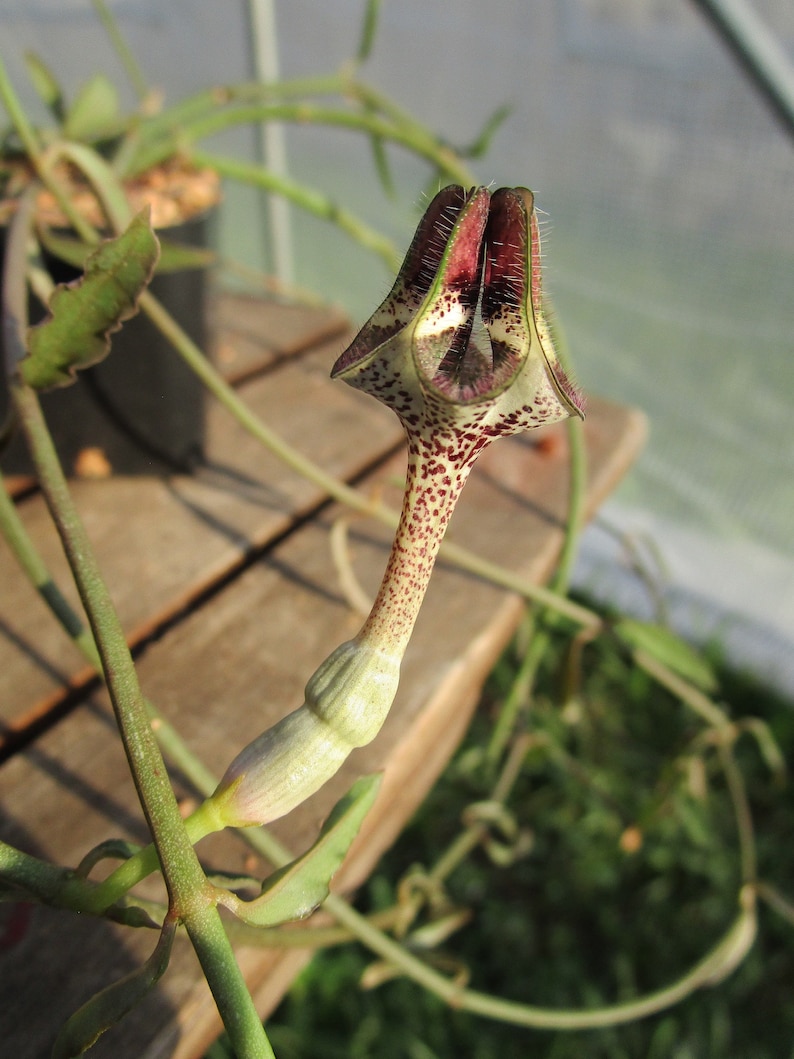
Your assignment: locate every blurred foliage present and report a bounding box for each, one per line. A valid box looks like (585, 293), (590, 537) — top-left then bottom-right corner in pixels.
(260, 605), (794, 1058)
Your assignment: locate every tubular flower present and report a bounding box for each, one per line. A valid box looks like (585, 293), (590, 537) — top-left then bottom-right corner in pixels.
(210, 185), (584, 828)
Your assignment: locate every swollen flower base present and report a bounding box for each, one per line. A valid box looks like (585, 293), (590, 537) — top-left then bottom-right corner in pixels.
(211, 185), (584, 828)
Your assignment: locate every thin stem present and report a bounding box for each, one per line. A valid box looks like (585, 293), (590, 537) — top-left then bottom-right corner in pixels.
(91, 0), (150, 102)
(756, 881), (794, 927)
(131, 100), (473, 185)
(484, 629), (544, 765)
(0, 838), (107, 912)
(129, 75), (349, 148)
(0, 54), (45, 161)
(321, 886), (755, 1030)
(87, 800), (226, 912)
(0, 468), (99, 662)
(633, 647), (732, 731)
(691, 0), (794, 139)
(10, 387), (272, 1052)
(10, 382), (198, 898)
(425, 733), (532, 888)
(438, 536), (598, 629)
(3, 199), (271, 1053)
(225, 907), (400, 950)
(184, 909), (277, 1059)
(192, 149), (400, 271)
(486, 413), (589, 765)
(0, 55), (98, 245)
(716, 739), (758, 884)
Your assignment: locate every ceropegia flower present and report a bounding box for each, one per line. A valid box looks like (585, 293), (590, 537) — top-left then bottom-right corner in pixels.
(209, 185), (583, 828)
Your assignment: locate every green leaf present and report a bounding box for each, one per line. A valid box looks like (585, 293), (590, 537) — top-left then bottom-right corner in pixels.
(52, 919), (175, 1059)
(461, 103), (511, 159)
(739, 717), (787, 783)
(38, 227), (215, 275)
(152, 238), (216, 273)
(356, 0), (382, 63)
(221, 774), (381, 927)
(22, 209), (160, 390)
(23, 52), (65, 123)
(614, 618), (718, 694)
(63, 73), (123, 142)
(368, 131), (396, 199)
(74, 838), (142, 879)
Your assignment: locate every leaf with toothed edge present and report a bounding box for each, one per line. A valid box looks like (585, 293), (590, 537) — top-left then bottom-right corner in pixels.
(21, 209), (160, 390)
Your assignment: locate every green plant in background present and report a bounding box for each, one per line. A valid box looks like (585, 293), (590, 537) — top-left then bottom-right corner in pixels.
(261, 629), (794, 1059)
(0, 2), (792, 1057)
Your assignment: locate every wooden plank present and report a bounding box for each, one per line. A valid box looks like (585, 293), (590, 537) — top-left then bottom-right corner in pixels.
(0, 399), (646, 1058)
(0, 338), (404, 741)
(208, 292), (350, 384)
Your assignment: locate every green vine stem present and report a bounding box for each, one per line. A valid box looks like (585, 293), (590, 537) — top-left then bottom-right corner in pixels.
(324, 885), (757, 1031)
(123, 95), (473, 185)
(2, 198), (274, 1059)
(191, 149), (401, 271)
(0, 466), (99, 663)
(0, 838), (131, 919)
(485, 311), (589, 765)
(90, 0), (150, 103)
(7, 385), (274, 1058)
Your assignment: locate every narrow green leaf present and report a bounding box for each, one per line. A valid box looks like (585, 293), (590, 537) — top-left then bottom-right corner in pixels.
(221, 774), (381, 928)
(614, 618), (718, 694)
(22, 209), (160, 390)
(739, 717), (787, 783)
(63, 73), (123, 142)
(74, 838), (141, 879)
(369, 131), (396, 198)
(23, 52), (65, 123)
(152, 238), (216, 273)
(38, 227), (215, 275)
(52, 919), (176, 1059)
(461, 103), (512, 159)
(356, 0), (382, 63)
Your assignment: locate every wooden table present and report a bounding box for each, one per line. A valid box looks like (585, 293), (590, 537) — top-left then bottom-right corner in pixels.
(0, 294), (646, 1058)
